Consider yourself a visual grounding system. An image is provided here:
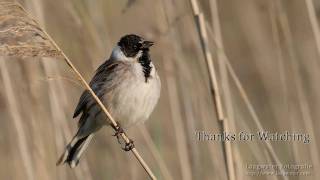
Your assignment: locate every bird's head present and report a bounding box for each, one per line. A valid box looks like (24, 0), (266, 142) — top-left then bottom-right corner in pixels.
(111, 34), (154, 61)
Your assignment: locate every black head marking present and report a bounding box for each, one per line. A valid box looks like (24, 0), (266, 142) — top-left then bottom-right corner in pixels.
(139, 50), (153, 82)
(118, 34), (154, 82)
(118, 34), (143, 57)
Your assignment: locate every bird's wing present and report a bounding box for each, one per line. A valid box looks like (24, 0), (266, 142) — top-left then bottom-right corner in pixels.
(73, 59), (129, 118)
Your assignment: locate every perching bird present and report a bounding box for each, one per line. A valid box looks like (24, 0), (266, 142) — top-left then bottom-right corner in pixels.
(57, 34), (161, 168)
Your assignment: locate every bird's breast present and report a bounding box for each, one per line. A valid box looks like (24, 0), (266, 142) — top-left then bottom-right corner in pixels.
(105, 63), (160, 128)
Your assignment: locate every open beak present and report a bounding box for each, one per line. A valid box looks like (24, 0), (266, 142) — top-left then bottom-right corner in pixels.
(142, 41), (154, 49)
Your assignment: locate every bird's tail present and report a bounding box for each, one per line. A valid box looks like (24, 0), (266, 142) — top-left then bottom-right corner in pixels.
(56, 134), (94, 168)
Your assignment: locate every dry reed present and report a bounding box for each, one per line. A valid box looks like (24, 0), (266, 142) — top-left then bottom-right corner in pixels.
(164, 56), (192, 180)
(139, 125), (174, 180)
(273, 1), (320, 177)
(209, 0), (239, 179)
(305, 0), (320, 58)
(42, 59), (93, 180)
(160, 1), (194, 179)
(189, 0), (235, 179)
(205, 18), (289, 180)
(0, 59), (35, 180)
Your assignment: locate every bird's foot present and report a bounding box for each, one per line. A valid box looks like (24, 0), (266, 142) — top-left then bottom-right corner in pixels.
(111, 121), (123, 132)
(122, 139), (135, 151)
(111, 122), (135, 151)
(112, 122), (124, 144)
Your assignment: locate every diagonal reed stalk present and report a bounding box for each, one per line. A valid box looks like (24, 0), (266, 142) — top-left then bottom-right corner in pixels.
(26, 1), (93, 178)
(139, 125), (174, 180)
(189, 0), (224, 121)
(189, 0), (235, 180)
(0, 59), (35, 180)
(205, 22), (289, 180)
(305, 0), (320, 59)
(16, 3), (157, 179)
(209, 0), (239, 179)
(272, 0), (320, 177)
(268, 0), (300, 170)
(42, 59), (93, 180)
(164, 56), (193, 180)
(159, 1), (193, 179)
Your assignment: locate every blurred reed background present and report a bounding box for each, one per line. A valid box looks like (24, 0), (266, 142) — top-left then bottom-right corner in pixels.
(0, 0), (320, 179)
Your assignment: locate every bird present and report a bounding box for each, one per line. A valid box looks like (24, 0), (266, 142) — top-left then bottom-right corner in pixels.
(56, 34), (161, 168)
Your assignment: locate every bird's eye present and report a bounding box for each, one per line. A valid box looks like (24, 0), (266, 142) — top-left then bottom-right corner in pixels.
(133, 43), (142, 51)
(133, 45), (138, 50)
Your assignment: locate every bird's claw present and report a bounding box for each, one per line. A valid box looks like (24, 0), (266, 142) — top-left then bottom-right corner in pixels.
(112, 122), (124, 144)
(122, 139), (135, 151)
(111, 122), (134, 151)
